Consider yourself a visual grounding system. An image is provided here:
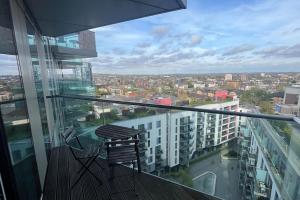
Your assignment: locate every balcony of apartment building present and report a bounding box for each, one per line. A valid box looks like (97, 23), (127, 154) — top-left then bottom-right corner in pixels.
(180, 126), (191, 133)
(222, 114), (230, 120)
(1, 0), (300, 200)
(180, 120), (194, 126)
(229, 121), (236, 128)
(253, 169), (272, 199)
(2, 94), (300, 200)
(207, 121), (216, 127)
(49, 31), (97, 60)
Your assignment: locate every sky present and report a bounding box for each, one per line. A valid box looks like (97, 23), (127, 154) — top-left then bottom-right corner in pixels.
(1, 0), (300, 75)
(87, 0), (300, 74)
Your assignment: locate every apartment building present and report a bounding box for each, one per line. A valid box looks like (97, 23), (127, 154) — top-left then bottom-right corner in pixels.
(196, 100), (240, 151)
(225, 74), (233, 81)
(276, 85), (300, 116)
(113, 114), (168, 173)
(108, 100), (239, 173)
(169, 111), (197, 168)
(239, 117), (300, 200)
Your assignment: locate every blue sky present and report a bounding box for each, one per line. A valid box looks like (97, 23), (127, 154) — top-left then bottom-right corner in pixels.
(1, 0), (300, 75)
(88, 0), (300, 74)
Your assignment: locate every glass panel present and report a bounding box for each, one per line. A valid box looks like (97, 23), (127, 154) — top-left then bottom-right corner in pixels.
(65, 0), (300, 117)
(61, 98), (241, 198)
(242, 117), (300, 200)
(26, 20), (50, 155)
(35, 1), (300, 199)
(60, 96), (300, 200)
(0, 0), (23, 102)
(0, 0), (41, 199)
(1, 101), (40, 199)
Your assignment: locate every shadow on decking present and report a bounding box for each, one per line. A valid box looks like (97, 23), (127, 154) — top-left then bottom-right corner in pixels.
(43, 146), (220, 200)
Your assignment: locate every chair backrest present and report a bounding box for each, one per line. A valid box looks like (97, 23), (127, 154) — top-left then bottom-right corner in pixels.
(61, 127), (76, 144)
(61, 127), (84, 159)
(106, 139), (139, 164)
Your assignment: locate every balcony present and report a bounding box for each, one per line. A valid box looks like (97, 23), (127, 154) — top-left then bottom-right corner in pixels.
(49, 31), (97, 59)
(180, 140), (189, 146)
(155, 147), (163, 157)
(180, 120), (194, 126)
(2, 93), (300, 200)
(43, 146), (217, 200)
(189, 140), (195, 147)
(3, 0), (300, 200)
(180, 127), (191, 133)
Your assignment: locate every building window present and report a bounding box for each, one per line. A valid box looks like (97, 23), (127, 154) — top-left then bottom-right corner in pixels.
(175, 135), (178, 141)
(148, 140), (150, 147)
(176, 119), (178, 125)
(147, 122), (152, 130)
(157, 137), (161, 145)
(148, 131), (150, 138)
(175, 150), (177, 156)
(150, 148), (153, 154)
(175, 158), (177, 164)
(158, 129), (161, 136)
(175, 127), (177, 133)
(148, 156), (153, 163)
(175, 143), (177, 149)
(156, 120), (161, 128)
(138, 124), (145, 130)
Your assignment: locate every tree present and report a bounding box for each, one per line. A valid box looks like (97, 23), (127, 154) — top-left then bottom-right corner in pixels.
(270, 120), (292, 142)
(260, 101), (274, 114)
(240, 88), (272, 106)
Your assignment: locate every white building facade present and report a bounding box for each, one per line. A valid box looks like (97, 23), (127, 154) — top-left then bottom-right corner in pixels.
(111, 100), (240, 172)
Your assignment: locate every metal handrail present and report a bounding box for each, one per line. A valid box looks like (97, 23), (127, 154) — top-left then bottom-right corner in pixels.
(46, 94), (295, 121)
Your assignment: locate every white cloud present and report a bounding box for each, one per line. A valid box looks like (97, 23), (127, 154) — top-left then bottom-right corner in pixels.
(88, 0), (300, 74)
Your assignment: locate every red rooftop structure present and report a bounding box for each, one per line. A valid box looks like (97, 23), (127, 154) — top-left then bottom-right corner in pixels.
(153, 97), (172, 106)
(215, 90), (228, 101)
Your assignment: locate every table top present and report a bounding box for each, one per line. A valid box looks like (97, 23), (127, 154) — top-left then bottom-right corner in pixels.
(95, 124), (141, 140)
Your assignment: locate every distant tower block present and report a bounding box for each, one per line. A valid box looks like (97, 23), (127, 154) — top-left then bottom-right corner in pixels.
(224, 74), (233, 81)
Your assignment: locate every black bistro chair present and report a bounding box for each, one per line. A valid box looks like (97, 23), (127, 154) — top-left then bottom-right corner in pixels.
(61, 127), (104, 189)
(105, 139), (140, 197)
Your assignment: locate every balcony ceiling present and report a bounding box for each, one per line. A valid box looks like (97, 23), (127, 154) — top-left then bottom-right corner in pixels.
(23, 0), (187, 37)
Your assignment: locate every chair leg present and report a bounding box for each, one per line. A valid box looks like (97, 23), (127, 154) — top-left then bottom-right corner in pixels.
(71, 156), (102, 189)
(77, 157), (94, 174)
(132, 161), (135, 190)
(132, 161), (138, 196)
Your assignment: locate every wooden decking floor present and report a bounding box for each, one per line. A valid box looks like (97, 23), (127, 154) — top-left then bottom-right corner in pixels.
(43, 146), (219, 200)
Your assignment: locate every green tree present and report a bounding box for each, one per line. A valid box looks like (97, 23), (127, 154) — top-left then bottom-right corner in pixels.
(240, 88), (272, 106)
(270, 120), (292, 141)
(260, 101), (274, 114)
